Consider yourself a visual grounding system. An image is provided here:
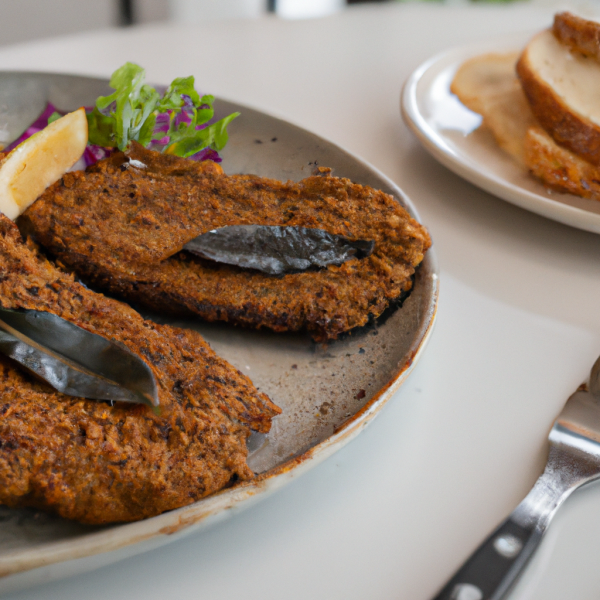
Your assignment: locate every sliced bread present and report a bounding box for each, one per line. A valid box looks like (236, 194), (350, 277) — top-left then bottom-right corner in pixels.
(524, 126), (600, 200)
(517, 28), (600, 165)
(451, 52), (536, 164)
(451, 50), (600, 200)
(553, 11), (600, 61)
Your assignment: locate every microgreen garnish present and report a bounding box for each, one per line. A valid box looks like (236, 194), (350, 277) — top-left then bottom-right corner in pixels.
(87, 62), (239, 158)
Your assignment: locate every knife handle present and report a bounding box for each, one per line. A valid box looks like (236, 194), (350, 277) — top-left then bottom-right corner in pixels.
(431, 517), (540, 600)
(431, 454), (578, 600)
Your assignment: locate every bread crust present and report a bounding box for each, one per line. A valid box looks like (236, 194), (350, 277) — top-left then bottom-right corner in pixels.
(517, 31), (600, 166)
(524, 126), (600, 200)
(450, 48), (600, 201)
(553, 11), (600, 61)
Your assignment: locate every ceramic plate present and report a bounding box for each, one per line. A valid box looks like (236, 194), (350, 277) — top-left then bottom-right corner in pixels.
(0, 71), (438, 594)
(401, 32), (600, 235)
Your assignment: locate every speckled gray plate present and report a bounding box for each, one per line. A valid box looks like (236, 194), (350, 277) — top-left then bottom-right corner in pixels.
(0, 72), (438, 594)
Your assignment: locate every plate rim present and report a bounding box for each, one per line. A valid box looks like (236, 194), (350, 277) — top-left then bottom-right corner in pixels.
(0, 70), (439, 585)
(401, 31), (600, 235)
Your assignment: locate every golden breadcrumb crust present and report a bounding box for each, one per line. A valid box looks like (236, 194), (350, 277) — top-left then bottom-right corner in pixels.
(21, 143), (431, 342)
(0, 217), (280, 524)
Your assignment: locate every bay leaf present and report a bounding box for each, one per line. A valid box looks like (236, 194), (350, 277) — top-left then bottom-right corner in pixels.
(184, 225), (375, 275)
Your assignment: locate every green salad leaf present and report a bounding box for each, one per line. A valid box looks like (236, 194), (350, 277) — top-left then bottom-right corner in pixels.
(87, 62), (239, 158)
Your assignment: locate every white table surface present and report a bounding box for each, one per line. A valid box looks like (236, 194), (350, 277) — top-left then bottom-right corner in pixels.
(2, 3), (600, 599)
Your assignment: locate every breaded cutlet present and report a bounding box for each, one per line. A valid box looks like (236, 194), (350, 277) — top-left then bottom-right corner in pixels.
(0, 215), (280, 524)
(20, 142), (431, 342)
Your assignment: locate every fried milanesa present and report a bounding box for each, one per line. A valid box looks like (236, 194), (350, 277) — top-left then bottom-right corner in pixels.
(20, 143), (431, 342)
(0, 216), (280, 524)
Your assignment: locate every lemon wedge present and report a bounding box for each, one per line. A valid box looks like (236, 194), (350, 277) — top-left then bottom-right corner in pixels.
(0, 108), (88, 220)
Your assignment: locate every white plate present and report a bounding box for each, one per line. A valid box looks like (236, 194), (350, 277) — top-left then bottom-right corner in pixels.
(401, 32), (600, 235)
(0, 71), (438, 594)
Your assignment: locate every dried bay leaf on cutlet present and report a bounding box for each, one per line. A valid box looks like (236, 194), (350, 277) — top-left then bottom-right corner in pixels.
(0, 307), (159, 409)
(184, 225), (375, 275)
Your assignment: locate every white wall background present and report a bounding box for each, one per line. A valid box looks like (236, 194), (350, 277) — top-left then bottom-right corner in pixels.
(0, 0), (597, 48)
(136, 0), (170, 22)
(0, 0), (119, 46)
(169, 0), (265, 21)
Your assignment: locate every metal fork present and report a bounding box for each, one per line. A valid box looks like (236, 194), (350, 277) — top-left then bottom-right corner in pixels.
(433, 355), (600, 600)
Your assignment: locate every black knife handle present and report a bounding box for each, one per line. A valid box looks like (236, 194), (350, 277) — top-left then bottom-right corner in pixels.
(432, 518), (541, 600)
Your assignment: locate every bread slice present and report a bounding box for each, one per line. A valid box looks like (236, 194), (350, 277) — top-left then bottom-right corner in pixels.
(517, 28), (600, 166)
(451, 51), (600, 200)
(553, 11), (600, 61)
(524, 126), (600, 200)
(451, 52), (536, 164)
(450, 52), (521, 115)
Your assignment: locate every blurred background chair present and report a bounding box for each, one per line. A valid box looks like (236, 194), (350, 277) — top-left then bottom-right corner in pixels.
(0, 0), (118, 47)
